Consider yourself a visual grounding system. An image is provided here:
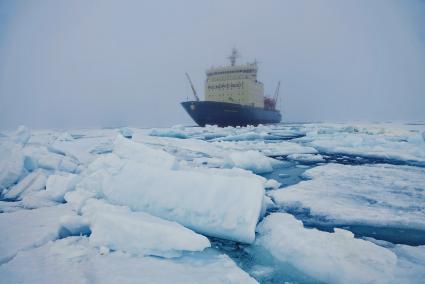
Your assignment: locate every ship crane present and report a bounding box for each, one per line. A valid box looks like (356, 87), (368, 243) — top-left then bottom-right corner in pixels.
(185, 73), (200, 101)
(273, 81), (281, 105)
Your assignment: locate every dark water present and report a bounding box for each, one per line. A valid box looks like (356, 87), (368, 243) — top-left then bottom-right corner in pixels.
(211, 152), (425, 283)
(209, 237), (321, 284)
(262, 160), (310, 188)
(272, 205), (425, 246)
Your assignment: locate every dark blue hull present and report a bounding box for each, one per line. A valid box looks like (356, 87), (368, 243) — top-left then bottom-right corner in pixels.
(181, 101), (282, 127)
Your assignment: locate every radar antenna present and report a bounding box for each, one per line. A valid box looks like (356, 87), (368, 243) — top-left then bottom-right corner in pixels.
(185, 73), (200, 101)
(228, 48), (239, 66)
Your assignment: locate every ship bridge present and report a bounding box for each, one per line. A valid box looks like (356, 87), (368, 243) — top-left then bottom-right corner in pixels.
(204, 50), (264, 108)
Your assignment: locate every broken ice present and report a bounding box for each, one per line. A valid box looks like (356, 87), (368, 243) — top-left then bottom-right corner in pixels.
(1, 123), (424, 284)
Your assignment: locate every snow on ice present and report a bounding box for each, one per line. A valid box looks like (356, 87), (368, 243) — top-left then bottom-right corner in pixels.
(0, 237), (257, 284)
(213, 140), (318, 157)
(256, 213), (397, 284)
(71, 136), (265, 243)
(0, 141), (25, 191)
(82, 199), (210, 258)
(3, 169), (47, 200)
(298, 123), (425, 166)
(225, 150), (275, 174)
(45, 173), (80, 202)
(0, 204), (75, 264)
(286, 153), (325, 164)
(271, 163), (425, 230)
(1, 123), (425, 284)
(12, 126), (31, 146)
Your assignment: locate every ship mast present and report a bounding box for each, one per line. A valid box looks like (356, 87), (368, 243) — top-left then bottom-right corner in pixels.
(273, 81), (281, 104)
(228, 48), (239, 66)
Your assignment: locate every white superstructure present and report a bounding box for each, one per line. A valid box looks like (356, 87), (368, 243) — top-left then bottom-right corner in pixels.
(204, 49), (265, 108)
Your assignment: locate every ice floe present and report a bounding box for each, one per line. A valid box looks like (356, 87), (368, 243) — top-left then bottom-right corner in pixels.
(256, 213), (397, 284)
(363, 237), (425, 283)
(224, 150), (275, 174)
(298, 123), (425, 166)
(12, 126), (31, 146)
(20, 191), (58, 209)
(392, 243), (425, 283)
(0, 141), (24, 191)
(0, 201), (23, 213)
(150, 128), (188, 139)
(72, 140), (265, 243)
(45, 173), (80, 202)
(82, 199), (210, 258)
(60, 135), (266, 243)
(49, 134), (116, 165)
(113, 135), (176, 168)
(148, 124), (304, 142)
(0, 237), (257, 284)
(0, 204), (74, 264)
(271, 163), (425, 230)
(213, 140), (317, 157)
(119, 127), (133, 139)
(2, 123), (425, 284)
(56, 132), (74, 142)
(23, 145), (79, 173)
(286, 153), (325, 164)
(3, 169), (47, 200)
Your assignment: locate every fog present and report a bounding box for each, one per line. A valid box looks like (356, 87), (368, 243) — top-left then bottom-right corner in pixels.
(0, 0), (424, 129)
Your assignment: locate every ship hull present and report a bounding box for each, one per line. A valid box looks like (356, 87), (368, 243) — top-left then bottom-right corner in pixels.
(181, 101), (282, 127)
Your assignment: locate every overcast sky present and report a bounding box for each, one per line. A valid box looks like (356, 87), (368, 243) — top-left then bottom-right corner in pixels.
(0, 0), (424, 129)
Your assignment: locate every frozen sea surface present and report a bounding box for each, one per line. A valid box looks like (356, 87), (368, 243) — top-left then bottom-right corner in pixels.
(1, 123), (425, 284)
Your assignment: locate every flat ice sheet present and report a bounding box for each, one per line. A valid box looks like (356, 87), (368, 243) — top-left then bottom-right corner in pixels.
(271, 163), (425, 230)
(256, 213), (397, 284)
(0, 204), (74, 264)
(298, 123), (425, 166)
(0, 237), (258, 284)
(82, 199), (210, 258)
